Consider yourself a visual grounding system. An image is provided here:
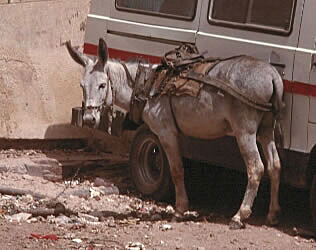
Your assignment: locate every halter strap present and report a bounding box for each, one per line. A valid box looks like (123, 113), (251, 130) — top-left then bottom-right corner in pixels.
(121, 62), (136, 88)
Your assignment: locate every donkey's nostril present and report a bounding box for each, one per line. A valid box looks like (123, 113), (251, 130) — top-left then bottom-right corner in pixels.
(83, 114), (97, 128)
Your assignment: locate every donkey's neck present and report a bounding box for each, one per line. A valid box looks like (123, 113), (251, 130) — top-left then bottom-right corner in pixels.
(107, 61), (137, 112)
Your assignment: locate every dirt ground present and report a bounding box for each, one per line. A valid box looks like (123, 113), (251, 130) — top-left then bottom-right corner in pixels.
(0, 146), (315, 250)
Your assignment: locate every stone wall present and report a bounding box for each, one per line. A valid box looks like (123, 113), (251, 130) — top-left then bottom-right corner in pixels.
(0, 0), (91, 139)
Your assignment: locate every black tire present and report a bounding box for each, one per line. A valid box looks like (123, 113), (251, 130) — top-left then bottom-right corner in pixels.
(130, 125), (174, 201)
(311, 174), (316, 234)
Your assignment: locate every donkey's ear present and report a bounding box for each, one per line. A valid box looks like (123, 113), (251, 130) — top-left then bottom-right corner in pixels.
(98, 38), (109, 66)
(66, 41), (91, 67)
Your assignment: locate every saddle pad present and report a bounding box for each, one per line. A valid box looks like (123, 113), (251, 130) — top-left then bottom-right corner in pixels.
(159, 61), (217, 97)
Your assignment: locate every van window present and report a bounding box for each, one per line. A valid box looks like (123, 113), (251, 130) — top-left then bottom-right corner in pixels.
(116, 0), (197, 20)
(210, 0), (296, 35)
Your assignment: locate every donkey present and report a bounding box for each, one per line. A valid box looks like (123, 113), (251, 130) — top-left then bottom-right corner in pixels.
(66, 38), (284, 229)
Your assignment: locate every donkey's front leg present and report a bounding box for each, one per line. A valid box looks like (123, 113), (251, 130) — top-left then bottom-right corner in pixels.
(158, 133), (189, 217)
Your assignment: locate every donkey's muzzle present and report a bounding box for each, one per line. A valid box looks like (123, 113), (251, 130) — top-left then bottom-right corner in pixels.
(83, 115), (96, 128)
(82, 107), (100, 128)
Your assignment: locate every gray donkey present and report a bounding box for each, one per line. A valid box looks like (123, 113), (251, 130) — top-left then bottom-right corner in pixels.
(66, 38), (284, 229)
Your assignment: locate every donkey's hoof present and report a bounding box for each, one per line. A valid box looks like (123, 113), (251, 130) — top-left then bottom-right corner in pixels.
(229, 220), (246, 230)
(267, 217), (279, 226)
(171, 210), (185, 222)
(266, 208), (281, 226)
(266, 214), (280, 226)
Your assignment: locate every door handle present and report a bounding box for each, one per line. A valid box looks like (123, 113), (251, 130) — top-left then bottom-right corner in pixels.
(270, 62), (285, 77)
(312, 54), (316, 68)
(270, 62), (286, 68)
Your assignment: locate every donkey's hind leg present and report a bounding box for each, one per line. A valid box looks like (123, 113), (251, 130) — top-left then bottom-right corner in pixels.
(158, 133), (189, 217)
(258, 125), (281, 225)
(231, 132), (264, 229)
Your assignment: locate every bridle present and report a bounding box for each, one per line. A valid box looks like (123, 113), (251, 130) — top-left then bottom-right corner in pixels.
(81, 67), (114, 124)
(81, 61), (137, 131)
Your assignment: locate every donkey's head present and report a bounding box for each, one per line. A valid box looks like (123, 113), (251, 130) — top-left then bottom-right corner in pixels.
(66, 38), (113, 130)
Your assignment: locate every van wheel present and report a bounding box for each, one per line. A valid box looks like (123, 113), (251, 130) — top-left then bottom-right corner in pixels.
(311, 174), (316, 234)
(130, 125), (173, 201)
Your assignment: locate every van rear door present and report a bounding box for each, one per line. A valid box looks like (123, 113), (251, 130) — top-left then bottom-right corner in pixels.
(297, 0), (316, 152)
(85, 0), (202, 63)
(196, 0), (304, 150)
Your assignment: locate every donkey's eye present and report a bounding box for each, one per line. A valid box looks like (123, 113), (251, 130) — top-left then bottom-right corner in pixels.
(99, 83), (106, 90)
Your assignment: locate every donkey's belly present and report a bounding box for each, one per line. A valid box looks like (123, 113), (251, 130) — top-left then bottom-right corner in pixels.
(172, 91), (232, 139)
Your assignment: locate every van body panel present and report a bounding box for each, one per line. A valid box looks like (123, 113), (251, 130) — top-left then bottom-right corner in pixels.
(109, 0), (201, 30)
(291, 95), (309, 152)
(80, 0), (316, 188)
(84, 16), (108, 47)
(102, 0), (201, 61)
(89, 0), (110, 17)
(196, 0), (304, 150)
(84, 0), (111, 46)
(106, 33), (177, 59)
(295, 0), (316, 151)
(106, 19), (196, 44)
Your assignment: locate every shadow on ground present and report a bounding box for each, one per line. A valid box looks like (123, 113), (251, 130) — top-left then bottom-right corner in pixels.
(182, 159), (314, 238)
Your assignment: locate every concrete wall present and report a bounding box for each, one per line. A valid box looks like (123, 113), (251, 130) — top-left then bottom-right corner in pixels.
(0, 0), (91, 139)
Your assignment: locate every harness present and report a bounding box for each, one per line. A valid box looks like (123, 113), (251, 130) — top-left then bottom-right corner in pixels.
(118, 44), (273, 132)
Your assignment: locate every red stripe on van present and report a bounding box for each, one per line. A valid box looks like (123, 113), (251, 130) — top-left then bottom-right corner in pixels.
(292, 81), (316, 97)
(283, 80), (291, 93)
(284, 80), (316, 97)
(84, 43), (316, 97)
(84, 43), (98, 56)
(84, 43), (161, 64)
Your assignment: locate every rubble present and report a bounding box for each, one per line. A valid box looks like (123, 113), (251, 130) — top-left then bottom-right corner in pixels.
(125, 241), (145, 250)
(160, 224), (172, 231)
(0, 147), (315, 249)
(8, 212), (32, 223)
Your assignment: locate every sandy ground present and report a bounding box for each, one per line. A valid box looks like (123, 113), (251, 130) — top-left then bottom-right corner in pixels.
(0, 147), (315, 250)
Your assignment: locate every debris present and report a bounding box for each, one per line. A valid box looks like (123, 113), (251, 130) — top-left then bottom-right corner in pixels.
(160, 224), (172, 231)
(26, 202), (67, 217)
(30, 233), (58, 240)
(70, 189), (90, 199)
(293, 227), (315, 239)
(27, 217), (38, 223)
(89, 187), (103, 199)
(0, 186), (46, 200)
(78, 212), (99, 222)
(8, 212), (32, 223)
(99, 185), (119, 195)
(125, 242), (145, 250)
(94, 177), (109, 187)
(150, 213), (162, 221)
(47, 215), (72, 225)
(1, 203), (18, 215)
(166, 205), (175, 214)
(0, 165), (8, 173)
(72, 238), (83, 243)
(64, 180), (80, 187)
(119, 218), (140, 225)
(184, 210), (199, 218)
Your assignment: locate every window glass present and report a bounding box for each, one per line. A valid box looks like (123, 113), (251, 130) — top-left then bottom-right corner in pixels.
(210, 0), (295, 34)
(116, 0), (197, 20)
(250, 0), (294, 29)
(212, 0), (249, 23)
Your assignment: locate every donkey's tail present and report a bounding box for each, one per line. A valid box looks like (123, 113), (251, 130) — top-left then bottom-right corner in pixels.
(271, 70), (285, 118)
(271, 69), (285, 147)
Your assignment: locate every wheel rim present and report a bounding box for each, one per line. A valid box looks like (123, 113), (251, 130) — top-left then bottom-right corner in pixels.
(137, 137), (164, 186)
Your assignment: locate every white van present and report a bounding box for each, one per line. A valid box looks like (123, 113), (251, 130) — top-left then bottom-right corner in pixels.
(77, 0), (316, 229)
